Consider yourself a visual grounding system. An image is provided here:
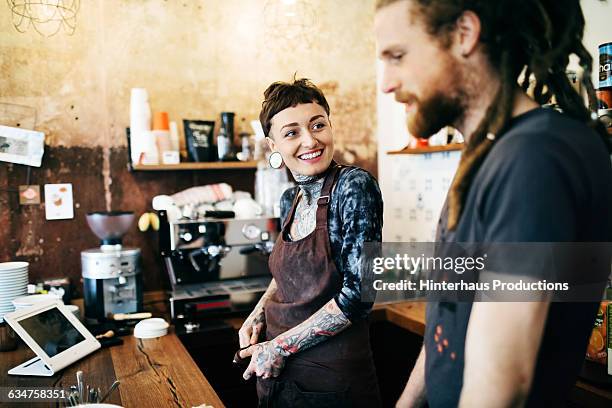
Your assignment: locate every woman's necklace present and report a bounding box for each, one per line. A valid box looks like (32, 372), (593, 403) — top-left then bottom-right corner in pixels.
(291, 173), (324, 240)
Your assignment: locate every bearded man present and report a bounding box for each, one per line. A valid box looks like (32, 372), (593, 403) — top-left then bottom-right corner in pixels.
(375, 1), (612, 406)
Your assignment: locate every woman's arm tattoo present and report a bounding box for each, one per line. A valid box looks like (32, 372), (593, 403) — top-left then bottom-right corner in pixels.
(248, 279), (277, 322)
(272, 299), (351, 356)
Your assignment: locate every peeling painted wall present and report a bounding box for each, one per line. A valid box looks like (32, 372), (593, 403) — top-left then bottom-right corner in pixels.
(0, 147), (260, 295)
(0, 0), (378, 165)
(0, 0), (378, 293)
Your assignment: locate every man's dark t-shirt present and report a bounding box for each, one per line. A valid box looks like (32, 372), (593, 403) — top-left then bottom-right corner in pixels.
(425, 108), (612, 407)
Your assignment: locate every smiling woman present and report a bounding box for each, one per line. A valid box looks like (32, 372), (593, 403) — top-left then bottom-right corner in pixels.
(267, 103), (334, 176)
(234, 78), (384, 407)
(259, 78), (335, 178)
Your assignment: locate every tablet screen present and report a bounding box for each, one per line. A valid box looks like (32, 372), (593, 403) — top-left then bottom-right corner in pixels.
(18, 307), (86, 357)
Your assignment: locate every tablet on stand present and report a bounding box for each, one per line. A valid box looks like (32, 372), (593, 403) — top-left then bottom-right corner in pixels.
(4, 300), (100, 376)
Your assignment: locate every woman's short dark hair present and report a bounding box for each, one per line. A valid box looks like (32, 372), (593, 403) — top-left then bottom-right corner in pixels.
(259, 78), (330, 138)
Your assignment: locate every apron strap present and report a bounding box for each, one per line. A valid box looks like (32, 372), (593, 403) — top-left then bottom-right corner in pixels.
(315, 163), (342, 226)
(281, 162), (343, 232)
(282, 189), (302, 230)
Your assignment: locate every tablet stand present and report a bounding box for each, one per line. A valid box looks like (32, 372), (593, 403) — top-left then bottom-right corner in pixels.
(8, 356), (54, 376)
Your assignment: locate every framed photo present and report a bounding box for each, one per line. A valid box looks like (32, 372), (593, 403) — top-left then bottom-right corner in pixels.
(0, 125), (45, 167)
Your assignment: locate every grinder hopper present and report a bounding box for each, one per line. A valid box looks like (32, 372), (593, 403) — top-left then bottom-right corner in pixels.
(86, 211), (134, 247)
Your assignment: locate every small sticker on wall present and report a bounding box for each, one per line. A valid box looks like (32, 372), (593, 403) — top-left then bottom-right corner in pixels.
(44, 183), (74, 220)
(19, 185), (40, 205)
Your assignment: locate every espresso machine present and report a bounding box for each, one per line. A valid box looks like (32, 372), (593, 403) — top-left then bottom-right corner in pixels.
(158, 210), (279, 322)
(81, 211), (143, 323)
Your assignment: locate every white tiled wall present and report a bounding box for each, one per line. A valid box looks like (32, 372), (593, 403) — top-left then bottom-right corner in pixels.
(384, 151), (460, 242)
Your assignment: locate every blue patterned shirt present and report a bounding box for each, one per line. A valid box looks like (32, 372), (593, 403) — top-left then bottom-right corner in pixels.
(279, 166), (383, 322)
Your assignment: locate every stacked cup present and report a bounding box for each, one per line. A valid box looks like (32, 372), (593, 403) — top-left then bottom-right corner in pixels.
(130, 88), (151, 134)
(0, 262), (29, 323)
(130, 88), (157, 165)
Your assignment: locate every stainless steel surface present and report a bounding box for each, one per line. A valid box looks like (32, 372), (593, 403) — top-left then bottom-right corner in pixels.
(168, 276), (271, 319)
(162, 216), (278, 319)
(82, 211), (142, 321)
(170, 277), (271, 300)
(164, 216), (278, 286)
(81, 247), (141, 279)
(169, 217), (278, 251)
(81, 248), (142, 320)
(76, 370), (83, 404)
(184, 321), (200, 332)
(100, 380), (120, 403)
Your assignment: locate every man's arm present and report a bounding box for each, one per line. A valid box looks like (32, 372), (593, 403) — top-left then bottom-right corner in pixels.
(459, 301), (549, 407)
(396, 346), (427, 408)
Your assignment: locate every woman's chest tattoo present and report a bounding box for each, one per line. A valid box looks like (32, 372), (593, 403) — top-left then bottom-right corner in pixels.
(290, 180), (323, 240)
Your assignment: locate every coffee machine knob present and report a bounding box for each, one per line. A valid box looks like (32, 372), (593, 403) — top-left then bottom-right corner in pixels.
(242, 224), (261, 240)
(184, 321), (200, 332)
(118, 275), (127, 285)
(181, 232), (193, 242)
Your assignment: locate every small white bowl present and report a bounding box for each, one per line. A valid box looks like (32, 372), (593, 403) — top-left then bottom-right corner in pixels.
(134, 318), (169, 339)
(12, 293), (62, 308)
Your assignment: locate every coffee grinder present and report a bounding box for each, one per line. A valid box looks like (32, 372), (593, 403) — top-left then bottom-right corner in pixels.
(81, 211), (143, 323)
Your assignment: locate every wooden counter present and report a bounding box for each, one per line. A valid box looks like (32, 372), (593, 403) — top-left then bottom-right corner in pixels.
(372, 301), (426, 336)
(0, 328), (224, 408)
(2, 299), (609, 407)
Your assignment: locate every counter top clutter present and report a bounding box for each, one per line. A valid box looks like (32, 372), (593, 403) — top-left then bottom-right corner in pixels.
(2, 301), (611, 407)
(0, 328), (223, 408)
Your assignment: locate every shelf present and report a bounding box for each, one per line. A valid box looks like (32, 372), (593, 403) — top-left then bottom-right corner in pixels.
(131, 161), (259, 171)
(387, 143), (464, 155)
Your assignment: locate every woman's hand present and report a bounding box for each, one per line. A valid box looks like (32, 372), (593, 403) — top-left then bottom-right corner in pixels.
(238, 309), (265, 350)
(242, 341), (287, 380)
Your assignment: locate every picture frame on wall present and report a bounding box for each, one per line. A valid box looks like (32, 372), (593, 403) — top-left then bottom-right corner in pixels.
(0, 125), (45, 167)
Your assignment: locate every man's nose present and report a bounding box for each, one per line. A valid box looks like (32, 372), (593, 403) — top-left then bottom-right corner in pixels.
(380, 67), (399, 94)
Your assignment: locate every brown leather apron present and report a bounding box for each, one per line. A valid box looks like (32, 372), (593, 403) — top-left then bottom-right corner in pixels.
(256, 164), (381, 408)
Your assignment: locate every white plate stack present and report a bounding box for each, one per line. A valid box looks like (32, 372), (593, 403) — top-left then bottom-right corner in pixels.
(0, 262), (29, 323)
(134, 318), (169, 339)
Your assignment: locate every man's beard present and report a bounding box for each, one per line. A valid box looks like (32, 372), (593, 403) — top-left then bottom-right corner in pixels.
(399, 89), (466, 139)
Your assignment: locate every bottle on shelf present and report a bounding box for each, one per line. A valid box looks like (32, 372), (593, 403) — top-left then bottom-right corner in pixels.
(217, 127), (230, 161)
(153, 112), (179, 164)
(218, 112), (237, 161)
(237, 117), (252, 161)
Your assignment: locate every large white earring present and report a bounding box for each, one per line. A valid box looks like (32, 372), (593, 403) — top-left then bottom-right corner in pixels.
(269, 151), (283, 169)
